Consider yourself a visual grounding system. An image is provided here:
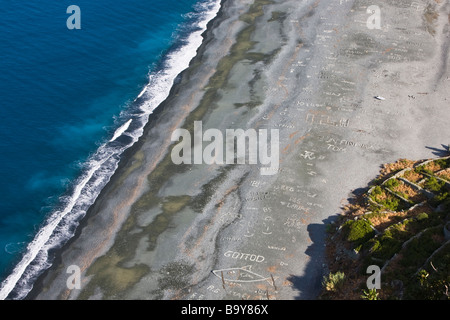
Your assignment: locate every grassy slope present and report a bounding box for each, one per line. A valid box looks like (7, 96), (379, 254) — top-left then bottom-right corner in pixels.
(321, 156), (450, 300)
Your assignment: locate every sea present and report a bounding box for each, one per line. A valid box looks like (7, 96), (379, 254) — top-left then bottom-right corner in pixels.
(0, 0), (221, 299)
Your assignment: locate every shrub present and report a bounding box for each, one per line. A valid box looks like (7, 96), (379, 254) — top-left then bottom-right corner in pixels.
(432, 191), (449, 205)
(369, 235), (402, 261)
(361, 288), (379, 300)
(323, 271), (345, 292)
(379, 196), (401, 211)
(344, 219), (375, 245)
(424, 177), (445, 193)
(415, 165), (433, 175)
(399, 227), (444, 269)
(369, 220), (414, 261)
(434, 158), (450, 169)
(385, 178), (400, 189)
(416, 212), (429, 221)
(403, 239), (450, 299)
(370, 186), (401, 211)
(372, 186), (383, 196)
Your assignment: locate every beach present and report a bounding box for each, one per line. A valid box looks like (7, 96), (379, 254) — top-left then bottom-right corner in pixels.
(26, 0), (449, 300)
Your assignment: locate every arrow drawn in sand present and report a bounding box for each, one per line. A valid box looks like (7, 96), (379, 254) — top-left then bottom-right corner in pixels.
(212, 266), (276, 284)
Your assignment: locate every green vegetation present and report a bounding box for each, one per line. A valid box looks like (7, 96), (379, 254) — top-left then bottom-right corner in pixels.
(423, 175), (450, 207)
(416, 158), (450, 175)
(415, 165), (433, 175)
(434, 158), (450, 169)
(384, 178), (400, 189)
(323, 156), (450, 300)
(322, 271), (345, 293)
(432, 191), (450, 208)
(370, 185), (402, 211)
(369, 229), (405, 262)
(367, 212), (444, 264)
(424, 176), (446, 193)
(398, 227), (443, 270)
(410, 243), (450, 300)
(361, 289), (379, 300)
(343, 219), (375, 246)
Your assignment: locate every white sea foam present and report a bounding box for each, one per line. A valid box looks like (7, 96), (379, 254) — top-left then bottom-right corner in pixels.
(109, 119), (132, 142)
(0, 0), (221, 300)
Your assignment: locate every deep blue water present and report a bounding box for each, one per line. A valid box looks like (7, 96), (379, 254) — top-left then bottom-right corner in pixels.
(0, 0), (220, 299)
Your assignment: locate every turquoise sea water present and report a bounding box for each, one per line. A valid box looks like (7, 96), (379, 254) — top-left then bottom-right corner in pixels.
(0, 0), (220, 299)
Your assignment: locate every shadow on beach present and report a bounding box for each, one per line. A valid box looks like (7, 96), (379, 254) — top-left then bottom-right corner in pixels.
(286, 217), (336, 300)
(425, 144), (450, 157)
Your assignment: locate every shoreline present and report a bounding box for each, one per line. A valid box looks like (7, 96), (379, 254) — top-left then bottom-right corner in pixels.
(26, 0), (450, 300)
(24, 0), (233, 300)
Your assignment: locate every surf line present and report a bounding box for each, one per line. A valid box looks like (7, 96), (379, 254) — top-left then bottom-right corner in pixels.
(110, 119), (132, 142)
(170, 121), (280, 175)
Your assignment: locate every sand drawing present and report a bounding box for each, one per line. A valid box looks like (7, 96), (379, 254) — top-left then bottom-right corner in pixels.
(211, 266), (275, 284)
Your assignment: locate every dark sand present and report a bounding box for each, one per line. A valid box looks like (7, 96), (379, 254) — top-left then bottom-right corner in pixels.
(27, 0), (450, 300)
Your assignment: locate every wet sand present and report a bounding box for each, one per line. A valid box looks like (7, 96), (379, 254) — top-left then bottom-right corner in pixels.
(28, 0), (450, 300)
